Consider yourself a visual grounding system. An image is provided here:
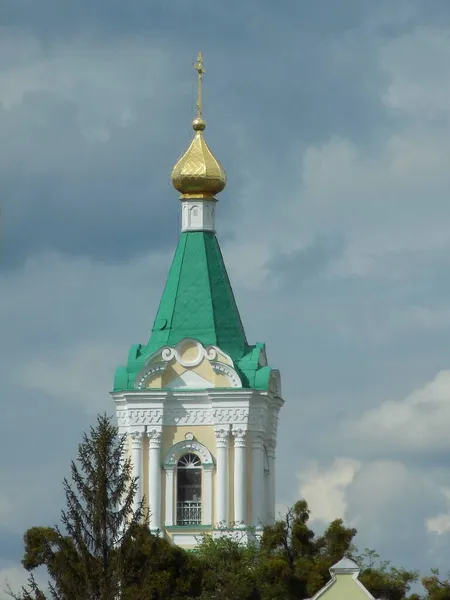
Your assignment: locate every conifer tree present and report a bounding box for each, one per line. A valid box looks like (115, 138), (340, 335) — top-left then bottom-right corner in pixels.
(10, 414), (145, 600)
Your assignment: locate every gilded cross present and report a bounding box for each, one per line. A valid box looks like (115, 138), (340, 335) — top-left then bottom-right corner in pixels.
(194, 52), (205, 119)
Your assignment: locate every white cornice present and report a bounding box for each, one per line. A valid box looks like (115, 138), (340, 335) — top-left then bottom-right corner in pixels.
(112, 385), (282, 437)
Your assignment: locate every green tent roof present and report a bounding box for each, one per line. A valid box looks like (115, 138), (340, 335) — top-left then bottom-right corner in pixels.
(147, 231), (247, 357)
(113, 231), (275, 391)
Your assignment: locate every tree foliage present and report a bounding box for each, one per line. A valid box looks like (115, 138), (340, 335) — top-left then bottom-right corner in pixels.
(193, 532), (260, 600)
(356, 549), (419, 600)
(422, 569), (450, 600)
(194, 501), (419, 600)
(256, 500), (357, 600)
(8, 414), (423, 600)
(9, 415), (199, 600)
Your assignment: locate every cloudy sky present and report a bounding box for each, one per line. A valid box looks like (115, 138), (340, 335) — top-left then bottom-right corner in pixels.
(2, 0), (450, 593)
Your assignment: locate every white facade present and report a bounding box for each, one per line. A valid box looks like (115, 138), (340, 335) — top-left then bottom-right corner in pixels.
(111, 339), (283, 545)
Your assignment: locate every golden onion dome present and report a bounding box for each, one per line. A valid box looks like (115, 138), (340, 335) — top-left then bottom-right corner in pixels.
(171, 53), (227, 199)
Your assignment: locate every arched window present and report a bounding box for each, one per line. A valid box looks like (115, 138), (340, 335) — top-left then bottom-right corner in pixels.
(176, 453), (202, 525)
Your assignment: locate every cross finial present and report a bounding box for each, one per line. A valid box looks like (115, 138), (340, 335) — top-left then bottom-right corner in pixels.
(194, 52), (205, 119)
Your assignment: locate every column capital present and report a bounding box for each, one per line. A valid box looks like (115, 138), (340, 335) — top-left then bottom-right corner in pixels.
(146, 429), (162, 449)
(251, 431), (264, 449)
(232, 428), (247, 448)
(265, 438), (276, 457)
(130, 430), (144, 449)
(215, 428), (230, 448)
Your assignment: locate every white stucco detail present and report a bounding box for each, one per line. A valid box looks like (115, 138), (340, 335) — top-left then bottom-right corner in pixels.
(215, 427), (230, 526)
(134, 340), (239, 390)
(251, 432), (266, 529)
(232, 428), (247, 527)
(111, 349), (285, 547)
(211, 362), (242, 387)
(130, 430), (144, 512)
(135, 363), (167, 390)
(181, 199), (216, 232)
(163, 438), (214, 467)
(147, 429), (162, 531)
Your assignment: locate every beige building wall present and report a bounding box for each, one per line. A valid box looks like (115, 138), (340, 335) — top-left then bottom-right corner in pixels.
(312, 560), (374, 600)
(321, 574), (369, 600)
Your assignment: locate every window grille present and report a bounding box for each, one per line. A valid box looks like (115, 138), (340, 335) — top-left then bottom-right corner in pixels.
(176, 453), (202, 526)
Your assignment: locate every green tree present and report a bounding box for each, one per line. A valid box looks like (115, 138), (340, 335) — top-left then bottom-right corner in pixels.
(9, 414), (145, 599)
(193, 501), (419, 600)
(356, 548), (419, 600)
(422, 569), (450, 600)
(194, 531), (260, 600)
(257, 500), (358, 600)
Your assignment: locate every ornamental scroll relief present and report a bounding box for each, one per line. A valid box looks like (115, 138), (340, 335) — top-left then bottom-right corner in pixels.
(115, 406), (267, 427)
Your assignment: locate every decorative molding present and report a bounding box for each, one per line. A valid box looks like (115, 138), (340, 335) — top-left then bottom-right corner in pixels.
(214, 428), (229, 448)
(267, 409), (279, 440)
(269, 370), (282, 397)
(232, 428), (247, 448)
(213, 407), (249, 424)
(135, 363), (167, 390)
(130, 430), (144, 449)
(211, 362), (242, 387)
(248, 408), (266, 428)
(251, 431), (264, 449)
(133, 339), (239, 390)
(117, 405), (268, 429)
(161, 339), (218, 368)
(265, 438), (276, 458)
(146, 429), (162, 449)
(163, 439), (214, 467)
(129, 409), (163, 425)
(116, 409), (128, 427)
(166, 408), (212, 425)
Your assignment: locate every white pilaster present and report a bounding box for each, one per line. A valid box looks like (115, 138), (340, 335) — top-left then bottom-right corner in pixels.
(181, 199), (216, 232)
(164, 467), (175, 526)
(232, 428), (247, 527)
(251, 432), (265, 529)
(202, 465), (213, 525)
(215, 428), (229, 527)
(147, 429), (162, 532)
(130, 430), (144, 513)
(266, 441), (276, 524)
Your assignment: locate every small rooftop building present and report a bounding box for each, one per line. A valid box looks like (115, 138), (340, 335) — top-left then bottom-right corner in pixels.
(310, 558), (377, 600)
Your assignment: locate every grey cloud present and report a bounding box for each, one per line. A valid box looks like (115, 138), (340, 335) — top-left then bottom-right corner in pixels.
(3, 0), (450, 580)
(0, 0), (399, 268)
(267, 234), (345, 288)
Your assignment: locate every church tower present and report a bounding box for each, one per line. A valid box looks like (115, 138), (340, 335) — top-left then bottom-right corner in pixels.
(111, 53), (284, 547)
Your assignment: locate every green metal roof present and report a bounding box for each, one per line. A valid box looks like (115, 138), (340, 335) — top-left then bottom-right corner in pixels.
(147, 231), (248, 357)
(113, 231), (276, 391)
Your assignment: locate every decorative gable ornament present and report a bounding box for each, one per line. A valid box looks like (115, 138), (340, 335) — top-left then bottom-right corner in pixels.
(134, 338), (242, 390)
